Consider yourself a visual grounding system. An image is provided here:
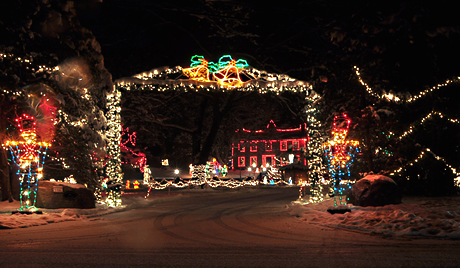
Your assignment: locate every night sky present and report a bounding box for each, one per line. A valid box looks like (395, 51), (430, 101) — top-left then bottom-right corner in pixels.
(75, 0), (460, 95)
(73, 0), (460, 168)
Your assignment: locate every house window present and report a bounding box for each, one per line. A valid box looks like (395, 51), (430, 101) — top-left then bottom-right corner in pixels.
(238, 142), (245, 152)
(293, 141), (299, 150)
(280, 141), (287, 151)
(250, 143), (257, 152)
(265, 141), (272, 151)
(250, 156), (257, 167)
(262, 155), (276, 167)
(238, 156), (246, 167)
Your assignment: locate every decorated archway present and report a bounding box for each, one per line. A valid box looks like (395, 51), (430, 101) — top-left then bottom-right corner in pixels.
(105, 55), (324, 206)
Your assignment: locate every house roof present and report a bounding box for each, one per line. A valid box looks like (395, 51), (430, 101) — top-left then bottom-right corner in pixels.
(234, 120), (308, 141)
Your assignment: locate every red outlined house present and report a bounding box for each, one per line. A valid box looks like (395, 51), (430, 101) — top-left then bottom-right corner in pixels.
(231, 120), (308, 170)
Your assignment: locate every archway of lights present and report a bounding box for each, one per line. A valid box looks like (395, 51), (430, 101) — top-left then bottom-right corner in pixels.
(4, 51), (459, 208)
(106, 55), (324, 206)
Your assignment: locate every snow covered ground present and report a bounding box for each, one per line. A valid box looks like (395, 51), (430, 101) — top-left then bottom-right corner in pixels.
(288, 195), (460, 239)
(3, 188), (460, 241)
(0, 191), (192, 229)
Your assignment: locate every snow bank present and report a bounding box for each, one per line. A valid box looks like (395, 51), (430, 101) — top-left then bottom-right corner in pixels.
(0, 191), (217, 229)
(0, 210), (81, 229)
(288, 196), (460, 239)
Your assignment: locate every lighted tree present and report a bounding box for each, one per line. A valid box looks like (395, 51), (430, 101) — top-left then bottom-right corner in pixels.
(0, 0), (111, 201)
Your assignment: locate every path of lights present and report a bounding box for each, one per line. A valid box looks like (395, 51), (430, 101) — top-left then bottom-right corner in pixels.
(2, 115), (50, 211)
(323, 113), (359, 207)
(143, 176), (293, 198)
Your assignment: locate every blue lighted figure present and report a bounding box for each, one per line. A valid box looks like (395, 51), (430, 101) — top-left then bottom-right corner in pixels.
(323, 113), (359, 207)
(2, 114), (50, 212)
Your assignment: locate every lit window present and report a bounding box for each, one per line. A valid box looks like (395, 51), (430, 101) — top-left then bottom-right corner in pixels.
(265, 141), (272, 151)
(238, 142), (245, 152)
(293, 141), (299, 150)
(250, 156), (257, 167)
(238, 156), (246, 167)
(250, 143), (257, 152)
(262, 155), (276, 167)
(280, 141), (287, 151)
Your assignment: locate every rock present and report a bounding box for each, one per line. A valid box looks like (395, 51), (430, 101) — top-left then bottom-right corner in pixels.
(347, 175), (402, 207)
(36, 181), (95, 209)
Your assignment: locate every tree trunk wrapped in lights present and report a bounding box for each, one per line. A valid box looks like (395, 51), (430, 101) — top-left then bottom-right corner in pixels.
(305, 91), (325, 203)
(105, 87), (123, 207)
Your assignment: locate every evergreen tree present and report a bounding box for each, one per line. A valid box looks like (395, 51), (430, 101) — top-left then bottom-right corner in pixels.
(0, 0), (111, 201)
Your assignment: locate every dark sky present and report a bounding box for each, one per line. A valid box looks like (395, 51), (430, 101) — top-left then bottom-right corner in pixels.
(75, 0), (460, 95)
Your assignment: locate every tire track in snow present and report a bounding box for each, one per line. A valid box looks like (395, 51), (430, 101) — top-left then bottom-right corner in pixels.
(152, 191), (280, 243)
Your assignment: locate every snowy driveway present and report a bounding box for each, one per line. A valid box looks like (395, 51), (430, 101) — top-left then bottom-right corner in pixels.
(1, 187), (460, 267)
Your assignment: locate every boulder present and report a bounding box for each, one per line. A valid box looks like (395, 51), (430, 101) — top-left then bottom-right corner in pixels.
(36, 181), (95, 209)
(347, 175), (402, 207)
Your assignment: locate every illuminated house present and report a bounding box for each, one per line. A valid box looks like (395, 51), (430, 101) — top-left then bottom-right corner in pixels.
(231, 120), (308, 170)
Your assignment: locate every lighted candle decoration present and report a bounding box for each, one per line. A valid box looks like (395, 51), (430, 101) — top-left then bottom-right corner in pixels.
(323, 113), (359, 207)
(2, 114), (50, 212)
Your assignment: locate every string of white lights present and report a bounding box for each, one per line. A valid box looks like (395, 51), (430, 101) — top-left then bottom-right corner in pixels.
(390, 148), (459, 179)
(354, 66), (460, 103)
(398, 111), (460, 140)
(354, 66), (459, 180)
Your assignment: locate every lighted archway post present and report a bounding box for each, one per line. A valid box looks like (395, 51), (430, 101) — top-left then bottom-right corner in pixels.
(2, 115), (50, 212)
(323, 113), (359, 209)
(105, 87), (123, 207)
(106, 55), (322, 203)
(305, 92), (325, 203)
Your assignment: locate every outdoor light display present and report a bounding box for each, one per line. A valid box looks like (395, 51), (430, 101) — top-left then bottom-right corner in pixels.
(182, 55), (251, 88)
(206, 158), (228, 177)
(354, 66), (460, 180)
(354, 66), (460, 103)
(111, 55), (312, 199)
(305, 93), (325, 203)
(120, 125), (147, 173)
(191, 164), (207, 183)
(323, 113), (359, 207)
(105, 87), (123, 207)
(231, 120), (309, 170)
(2, 114), (50, 211)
